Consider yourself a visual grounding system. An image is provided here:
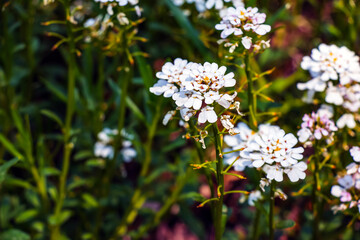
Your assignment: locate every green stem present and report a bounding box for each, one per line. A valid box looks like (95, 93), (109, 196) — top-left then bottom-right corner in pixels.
(312, 141), (320, 240)
(213, 125), (225, 240)
(269, 181), (275, 240)
(51, 1), (77, 238)
(251, 207), (261, 240)
(134, 168), (191, 240)
(245, 54), (256, 130)
(110, 101), (162, 239)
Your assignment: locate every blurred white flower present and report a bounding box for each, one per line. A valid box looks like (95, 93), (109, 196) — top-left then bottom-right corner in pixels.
(247, 190), (262, 206)
(336, 113), (356, 129)
(350, 147), (360, 162)
(94, 128), (136, 162)
(297, 110), (337, 144)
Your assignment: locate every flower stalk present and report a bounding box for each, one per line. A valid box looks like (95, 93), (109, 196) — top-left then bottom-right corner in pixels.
(269, 181), (276, 240)
(213, 124), (225, 240)
(312, 141), (321, 240)
(244, 53), (257, 130)
(51, 1), (78, 238)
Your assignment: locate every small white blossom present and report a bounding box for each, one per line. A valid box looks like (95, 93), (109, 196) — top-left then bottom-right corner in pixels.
(336, 113), (356, 129)
(198, 106), (218, 123)
(350, 147), (360, 162)
(247, 190), (262, 206)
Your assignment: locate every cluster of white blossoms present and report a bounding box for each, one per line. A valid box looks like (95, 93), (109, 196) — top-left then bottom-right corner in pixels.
(331, 147), (360, 213)
(224, 123), (306, 182)
(150, 58), (239, 126)
(173, 0), (244, 13)
(298, 44), (360, 112)
(297, 109), (337, 146)
(95, 0), (139, 6)
(83, 0), (141, 40)
(94, 128), (137, 162)
(215, 6), (271, 52)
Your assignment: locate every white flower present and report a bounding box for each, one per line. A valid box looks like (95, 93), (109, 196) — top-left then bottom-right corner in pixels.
(220, 115), (235, 132)
(350, 147), (360, 162)
(241, 36), (252, 49)
(149, 80), (178, 98)
(121, 140), (137, 162)
(297, 110), (337, 144)
(117, 13), (129, 25)
(284, 162), (307, 182)
(301, 44), (360, 85)
(336, 113), (356, 129)
(223, 122), (256, 171)
(151, 59), (237, 126)
(242, 125), (305, 182)
(216, 6), (270, 51)
(248, 190), (262, 206)
(198, 106), (218, 123)
(94, 142), (114, 159)
(259, 178), (270, 191)
(163, 110), (176, 125)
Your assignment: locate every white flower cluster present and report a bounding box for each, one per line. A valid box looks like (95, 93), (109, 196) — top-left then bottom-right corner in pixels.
(239, 190), (262, 206)
(297, 108), (337, 146)
(150, 58), (238, 125)
(224, 123), (306, 182)
(298, 44), (360, 122)
(215, 6), (271, 52)
(83, 0), (141, 40)
(95, 0), (139, 6)
(331, 147), (360, 213)
(94, 128), (136, 162)
(173, 0), (244, 13)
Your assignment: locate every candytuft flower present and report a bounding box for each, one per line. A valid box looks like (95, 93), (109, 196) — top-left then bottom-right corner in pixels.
(297, 110), (337, 145)
(215, 6), (271, 51)
(150, 59), (238, 125)
(241, 125), (306, 182)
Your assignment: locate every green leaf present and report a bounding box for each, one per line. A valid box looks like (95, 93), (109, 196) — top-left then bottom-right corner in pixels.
(126, 96), (147, 126)
(48, 210), (72, 226)
(275, 219), (296, 229)
(42, 167), (61, 176)
(40, 109), (64, 128)
(164, 0), (209, 57)
(82, 193), (99, 208)
(42, 79), (67, 102)
(0, 229), (30, 240)
(15, 209), (38, 223)
(178, 192), (206, 202)
(0, 158), (20, 184)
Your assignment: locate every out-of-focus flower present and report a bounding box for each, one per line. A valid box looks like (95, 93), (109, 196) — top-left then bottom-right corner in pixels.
(350, 147), (360, 162)
(331, 148), (360, 213)
(173, 0), (244, 12)
(336, 113), (356, 129)
(247, 190), (262, 206)
(94, 128), (136, 162)
(223, 122), (255, 171)
(300, 44), (360, 86)
(297, 110), (337, 144)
